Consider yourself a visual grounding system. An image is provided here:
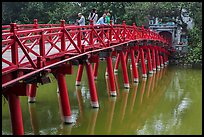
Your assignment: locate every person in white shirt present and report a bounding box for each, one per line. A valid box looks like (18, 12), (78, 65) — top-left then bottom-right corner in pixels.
(96, 13), (107, 25)
(88, 8), (98, 25)
(76, 13), (85, 26)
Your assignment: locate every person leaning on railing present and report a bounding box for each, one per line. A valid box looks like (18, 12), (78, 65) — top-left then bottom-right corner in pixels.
(96, 13), (107, 25)
(76, 13), (85, 39)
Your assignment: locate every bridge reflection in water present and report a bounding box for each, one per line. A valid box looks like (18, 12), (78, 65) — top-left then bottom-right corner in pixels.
(3, 61), (202, 135)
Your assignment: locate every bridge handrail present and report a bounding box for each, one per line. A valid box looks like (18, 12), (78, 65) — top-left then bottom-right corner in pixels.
(2, 19), (170, 88)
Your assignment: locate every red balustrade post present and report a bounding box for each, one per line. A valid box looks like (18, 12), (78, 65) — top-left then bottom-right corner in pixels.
(122, 21), (126, 41)
(28, 83), (37, 103)
(151, 47), (156, 72)
(33, 19), (38, 29)
(130, 48), (139, 83)
(56, 72), (73, 123)
(61, 20), (66, 51)
(90, 20), (94, 47)
(114, 53), (120, 74)
(147, 48), (153, 74)
(100, 24), (104, 41)
(106, 55), (117, 96)
(8, 93), (24, 135)
(132, 22), (136, 39)
(85, 61), (99, 108)
(109, 20), (113, 42)
(10, 23), (18, 66)
(140, 47), (147, 78)
(120, 51), (130, 88)
(77, 27), (82, 50)
(75, 64), (84, 86)
(39, 31), (45, 57)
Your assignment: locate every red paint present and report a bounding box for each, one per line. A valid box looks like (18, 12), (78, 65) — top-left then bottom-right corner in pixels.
(57, 72), (72, 123)
(160, 55), (164, 68)
(114, 53), (120, 73)
(147, 48), (153, 74)
(93, 59), (99, 80)
(28, 83), (37, 103)
(120, 51), (130, 88)
(76, 64), (84, 86)
(106, 56), (117, 96)
(140, 48), (147, 78)
(8, 93), (24, 135)
(85, 61), (99, 108)
(151, 48), (156, 71)
(156, 49), (161, 70)
(130, 48), (139, 82)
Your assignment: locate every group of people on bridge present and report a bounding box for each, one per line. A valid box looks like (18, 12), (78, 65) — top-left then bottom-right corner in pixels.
(76, 8), (112, 26)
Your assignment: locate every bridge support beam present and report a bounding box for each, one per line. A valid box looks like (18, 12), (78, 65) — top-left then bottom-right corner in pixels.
(75, 64), (84, 86)
(114, 53), (120, 74)
(85, 61), (99, 108)
(106, 56), (117, 96)
(147, 48), (153, 74)
(8, 93), (24, 135)
(28, 83), (37, 103)
(151, 48), (156, 72)
(156, 49), (160, 71)
(130, 48), (139, 83)
(120, 51), (130, 88)
(140, 48), (147, 78)
(57, 73), (73, 124)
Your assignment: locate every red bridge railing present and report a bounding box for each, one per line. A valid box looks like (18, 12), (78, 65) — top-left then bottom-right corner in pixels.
(2, 19), (169, 89)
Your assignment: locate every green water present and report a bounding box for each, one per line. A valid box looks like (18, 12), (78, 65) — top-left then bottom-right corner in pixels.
(2, 61), (202, 135)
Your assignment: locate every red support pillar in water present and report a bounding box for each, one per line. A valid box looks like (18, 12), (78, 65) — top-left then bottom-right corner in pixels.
(57, 73), (73, 123)
(140, 48), (147, 78)
(8, 93), (24, 135)
(75, 64), (84, 86)
(85, 61), (99, 108)
(163, 54), (166, 66)
(114, 53), (120, 74)
(147, 48), (153, 74)
(125, 51), (129, 64)
(106, 56), (117, 96)
(93, 58), (99, 80)
(120, 51), (130, 88)
(135, 50), (140, 66)
(28, 83), (37, 103)
(156, 49), (160, 71)
(160, 55), (164, 68)
(164, 54), (168, 66)
(151, 47), (156, 72)
(130, 48), (139, 83)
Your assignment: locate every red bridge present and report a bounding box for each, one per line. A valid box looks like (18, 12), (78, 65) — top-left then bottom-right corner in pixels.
(2, 19), (171, 135)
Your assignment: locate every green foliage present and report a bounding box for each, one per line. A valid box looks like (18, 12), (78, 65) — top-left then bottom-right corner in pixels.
(186, 26), (202, 64)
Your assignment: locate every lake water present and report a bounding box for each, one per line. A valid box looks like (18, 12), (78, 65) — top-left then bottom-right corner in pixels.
(2, 61), (202, 135)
